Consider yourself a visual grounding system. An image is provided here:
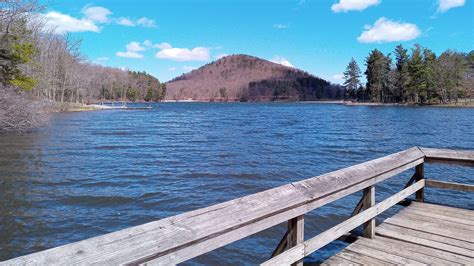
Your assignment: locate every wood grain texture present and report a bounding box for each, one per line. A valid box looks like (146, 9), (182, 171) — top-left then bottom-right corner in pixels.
(323, 203), (474, 265)
(425, 179), (474, 192)
(420, 147), (474, 166)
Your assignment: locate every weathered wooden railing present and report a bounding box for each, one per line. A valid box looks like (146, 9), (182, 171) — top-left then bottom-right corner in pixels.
(2, 147), (473, 265)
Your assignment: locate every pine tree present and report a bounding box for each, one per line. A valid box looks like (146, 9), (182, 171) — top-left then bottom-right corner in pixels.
(423, 48), (437, 102)
(343, 58), (361, 99)
(394, 45), (410, 102)
(365, 49), (389, 102)
(408, 44), (427, 103)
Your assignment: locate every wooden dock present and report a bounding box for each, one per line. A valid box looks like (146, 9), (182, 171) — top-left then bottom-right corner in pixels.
(324, 202), (474, 265)
(1, 147), (473, 265)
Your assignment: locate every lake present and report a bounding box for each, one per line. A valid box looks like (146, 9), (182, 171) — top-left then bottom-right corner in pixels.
(0, 103), (473, 264)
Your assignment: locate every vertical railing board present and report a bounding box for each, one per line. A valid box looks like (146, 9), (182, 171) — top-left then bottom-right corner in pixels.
(362, 186), (375, 239)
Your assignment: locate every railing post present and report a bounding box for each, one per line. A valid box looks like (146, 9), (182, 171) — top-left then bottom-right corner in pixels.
(362, 186), (375, 239)
(287, 215), (304, 266)
(415, 163), (424, 202)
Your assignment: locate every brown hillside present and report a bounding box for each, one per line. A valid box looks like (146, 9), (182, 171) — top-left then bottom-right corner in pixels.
(165, 54), (340, 101)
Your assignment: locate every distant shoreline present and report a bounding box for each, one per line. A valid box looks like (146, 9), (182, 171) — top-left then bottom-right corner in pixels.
(56, 100), (474, 112)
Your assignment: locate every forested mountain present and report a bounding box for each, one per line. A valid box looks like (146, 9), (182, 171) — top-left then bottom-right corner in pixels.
(165, 54), (342, 101)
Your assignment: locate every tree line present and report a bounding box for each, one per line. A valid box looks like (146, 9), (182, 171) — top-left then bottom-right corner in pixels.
(343, 44), (474, 104)
(1, 1), (165, 132)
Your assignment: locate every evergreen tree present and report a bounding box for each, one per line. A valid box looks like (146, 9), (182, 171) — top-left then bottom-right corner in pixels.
(408, 44), (427, 103)
(423, 48), (437, 102)
(365, 49), (389, 102)
(394, 45), (410, 102)
(145, 87), (153, 101)
(343, 58), (361, 99)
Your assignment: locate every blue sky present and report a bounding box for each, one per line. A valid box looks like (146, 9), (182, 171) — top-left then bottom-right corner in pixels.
(40, 0), (473, 83)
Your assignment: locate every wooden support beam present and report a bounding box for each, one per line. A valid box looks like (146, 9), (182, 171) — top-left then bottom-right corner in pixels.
(415, 164), (424, 202)
(362, 186), (375, 239)
(404, 172), (417, 189)
(425, 179), (474, 192)
(350, 196), (365, 217)
(270, 230), (288, 258)
(287, 215), (304, 266)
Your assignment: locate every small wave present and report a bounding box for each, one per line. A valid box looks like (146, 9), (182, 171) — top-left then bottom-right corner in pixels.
(60, 195), (135, 206)
(96, 145), (131, 150)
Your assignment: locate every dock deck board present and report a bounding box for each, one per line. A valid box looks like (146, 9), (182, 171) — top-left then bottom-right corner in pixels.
(324, 202), (474, 265)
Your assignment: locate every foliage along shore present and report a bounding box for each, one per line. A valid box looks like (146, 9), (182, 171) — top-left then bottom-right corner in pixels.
(0, 1), (166, 133)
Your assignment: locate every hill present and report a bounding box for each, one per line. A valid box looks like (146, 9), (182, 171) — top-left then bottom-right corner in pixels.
(165, 54), (343, 101)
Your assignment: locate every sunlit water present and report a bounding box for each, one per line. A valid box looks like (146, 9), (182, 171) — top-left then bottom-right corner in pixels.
(0, 103), (473, 264)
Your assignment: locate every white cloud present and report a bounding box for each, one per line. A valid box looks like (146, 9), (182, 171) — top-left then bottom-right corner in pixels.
(116, 17), (135, 26)
(116, 51), (143, 59)
(155, 44), (210, 61)
(153, 42), (172, 49)
(183, 66), (197, 71)
(126, 42), (146, 52)
(273, 23), (289, 29)
(270, 56), (294, 68)
(82, 6), (111, 23)
(357, 17), (420, 43)
(168, 67), (177, 71)
(332, 74), (344, 84)
(116, 41), (146, 59)
(438, 0), (465, 12)
(331, 0), (380, 13)
(37, 11), (99, 34)
(116, 17), (157, 27)
(136, 17), (157, 27)
(143, 40), (153, 47)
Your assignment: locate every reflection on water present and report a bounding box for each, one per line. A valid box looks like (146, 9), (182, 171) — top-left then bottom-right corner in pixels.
(0, 103), (473, 264)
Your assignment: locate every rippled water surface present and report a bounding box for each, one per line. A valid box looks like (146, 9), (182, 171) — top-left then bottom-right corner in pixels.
(0, 103), (473, 264)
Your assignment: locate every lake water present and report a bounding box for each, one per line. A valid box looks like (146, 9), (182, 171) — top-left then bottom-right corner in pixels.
(0, 103), (473, 264)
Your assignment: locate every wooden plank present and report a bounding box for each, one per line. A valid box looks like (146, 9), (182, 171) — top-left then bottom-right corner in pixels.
(356, 236), (469, 265)
(2, 147), (426, 265)
(322, 254), (362, 265)
(410, 201), (474, 219)
(376, 226), (474, 258)
(327, 250), (394, 265)
(362, 186), (375, 239)
(384, 215), (474, 243)
(425, 179), (474, 192)
(344, 242), (425, 265)
(261, 180), (425, 265)
(378, 223), (474, 251)
(395, 209), (474, 231)
(420, 147), (474, 166)
(401, 207), (474, 226)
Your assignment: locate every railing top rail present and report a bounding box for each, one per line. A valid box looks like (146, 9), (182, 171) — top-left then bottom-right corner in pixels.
(420, 147), (474, 166)
(3, 147), (473, 265)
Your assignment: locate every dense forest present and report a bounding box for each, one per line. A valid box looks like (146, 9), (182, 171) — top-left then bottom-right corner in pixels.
(246, 74), (342, 101)
(343, 45), (474, 104)
(0, 1), (165, 132)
